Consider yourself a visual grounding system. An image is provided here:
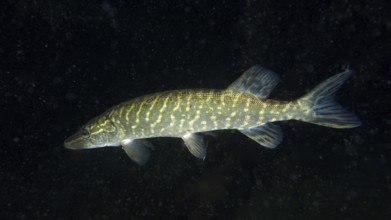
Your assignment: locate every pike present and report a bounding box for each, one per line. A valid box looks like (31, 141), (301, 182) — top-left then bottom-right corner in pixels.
(64, 65), (361, 165)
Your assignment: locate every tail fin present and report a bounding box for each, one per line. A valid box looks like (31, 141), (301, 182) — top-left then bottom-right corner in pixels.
(299, 68), (361, 128)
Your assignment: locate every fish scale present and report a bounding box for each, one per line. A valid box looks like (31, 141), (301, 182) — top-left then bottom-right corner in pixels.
(105, 89), (289, 139)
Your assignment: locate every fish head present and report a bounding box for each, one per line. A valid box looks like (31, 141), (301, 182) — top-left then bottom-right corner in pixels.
(64, 115), (121, 150)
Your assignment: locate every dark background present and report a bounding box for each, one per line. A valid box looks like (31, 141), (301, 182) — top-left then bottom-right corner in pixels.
(1, 0), (390, 219)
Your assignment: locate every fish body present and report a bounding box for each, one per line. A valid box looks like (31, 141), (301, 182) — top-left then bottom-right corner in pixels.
(64, 65), (361, 165)
(100, 89), (292, 139)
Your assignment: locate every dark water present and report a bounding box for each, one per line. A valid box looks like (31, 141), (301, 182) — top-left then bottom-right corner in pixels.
(1, 0), (390, 219)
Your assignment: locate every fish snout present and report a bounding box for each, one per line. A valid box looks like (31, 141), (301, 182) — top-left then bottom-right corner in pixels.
(64, 131), (90, 149)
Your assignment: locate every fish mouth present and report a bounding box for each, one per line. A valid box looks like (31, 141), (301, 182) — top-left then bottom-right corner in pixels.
(64, 131), (91, 150)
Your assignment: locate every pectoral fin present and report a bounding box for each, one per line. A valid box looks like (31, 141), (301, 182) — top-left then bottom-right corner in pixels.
(182, 133), (207, 160)
(121, 139), (153, 165)
(240, 123), (283, 148)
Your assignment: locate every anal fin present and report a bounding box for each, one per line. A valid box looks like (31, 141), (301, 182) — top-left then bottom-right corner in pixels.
(182, 133), (207, 160)
(121, 139), (153, 165)
(239, 123), (283, 148)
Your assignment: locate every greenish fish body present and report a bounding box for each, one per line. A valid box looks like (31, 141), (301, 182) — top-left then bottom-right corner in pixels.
(64, 65), (361, 165)
(103, 90), (292, 138)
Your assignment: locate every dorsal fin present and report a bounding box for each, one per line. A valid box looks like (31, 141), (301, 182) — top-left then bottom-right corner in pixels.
(228, 65), (280, 99)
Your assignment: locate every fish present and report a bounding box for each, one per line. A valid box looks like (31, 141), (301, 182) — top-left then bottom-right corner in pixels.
(64, 65), (361, 165)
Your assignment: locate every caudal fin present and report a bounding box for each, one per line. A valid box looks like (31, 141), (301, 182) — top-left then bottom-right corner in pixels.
(299, 68), (361, 128)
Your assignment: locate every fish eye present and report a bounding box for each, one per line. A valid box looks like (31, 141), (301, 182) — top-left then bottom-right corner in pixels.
(81, 128), (90, 136)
